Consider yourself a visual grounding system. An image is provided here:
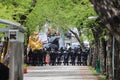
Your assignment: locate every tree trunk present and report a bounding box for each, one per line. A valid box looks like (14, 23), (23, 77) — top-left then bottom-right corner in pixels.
(89, 1), (120, 80)
(114, 39), (120, 80)
(91, 28), (101, 69)
(106, 34), (113, 80)
(69, 29), (83, 49)
(101, 39), (107, 74)
(99, 38), (106, 74)
(91, 38), (99, 69)
(87, 46), (92, 66)
(92, 46), (98, 68)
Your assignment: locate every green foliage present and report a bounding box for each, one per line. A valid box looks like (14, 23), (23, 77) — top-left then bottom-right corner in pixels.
(0, 3), (14, 23)
(0, 0), (33, 46)
(0, 0), (32, 27)
(0, 32), (6, 38)
(26, 0), (97, 31)
(0, 0), (98, 43)
(80, 28), (94, 43)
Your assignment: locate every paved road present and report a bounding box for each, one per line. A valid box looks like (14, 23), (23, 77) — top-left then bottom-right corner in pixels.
(24, 65), (99, 80)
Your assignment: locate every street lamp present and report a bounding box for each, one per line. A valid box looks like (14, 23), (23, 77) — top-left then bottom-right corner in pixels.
(88, 16), (98, 20)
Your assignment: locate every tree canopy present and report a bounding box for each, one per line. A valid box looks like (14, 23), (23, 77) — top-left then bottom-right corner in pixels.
(26, 0), (97, 42)
(0, 0), (97, 42)
(0, 0), (32, 23)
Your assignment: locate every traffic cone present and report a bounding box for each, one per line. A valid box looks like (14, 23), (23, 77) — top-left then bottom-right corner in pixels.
(23, 64), (27, 74)
(45, 54), (49, 64)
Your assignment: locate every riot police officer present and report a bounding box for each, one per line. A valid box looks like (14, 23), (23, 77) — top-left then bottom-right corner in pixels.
(56, 50), (62, 65)
(63, 50), (69, 65)
(84, 48), (90, 65)
(38, 49), (43, 66)
(49, 48), (56, 66)
(81, 48), (88, 66)
(28, 48), (33, 65)
(77, 48), (82, 65)
(32, 49), (38, 66)
(42, 48), (47, 65)
(70, 48), (77, 65)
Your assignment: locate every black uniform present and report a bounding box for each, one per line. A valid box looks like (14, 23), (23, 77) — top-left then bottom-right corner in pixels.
(84, 48), (89, 65)
(42, 48), (47, 65)
(28, 48), (33, 65)
(77, 48), (82, 65)
(49, 49), (56, 66)
(32, 49), (38, 66)
(70, 49), (76, 65)
(81, 49), (88, 66)
(56, 50), (62, 65)
(63, 50), (69, 65)
(38, 49), (43, 66)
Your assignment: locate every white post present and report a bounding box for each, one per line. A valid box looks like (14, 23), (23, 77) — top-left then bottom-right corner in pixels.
(112, 36), (115, 79)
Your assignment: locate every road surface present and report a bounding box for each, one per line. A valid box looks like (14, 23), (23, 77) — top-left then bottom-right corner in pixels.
(24, 65), (99, 80)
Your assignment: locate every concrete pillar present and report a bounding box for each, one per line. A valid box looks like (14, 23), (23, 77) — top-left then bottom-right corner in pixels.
(9, 42), (23, 80)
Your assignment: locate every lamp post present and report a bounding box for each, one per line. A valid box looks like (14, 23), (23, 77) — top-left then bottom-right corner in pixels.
(88, 16), (98, 20)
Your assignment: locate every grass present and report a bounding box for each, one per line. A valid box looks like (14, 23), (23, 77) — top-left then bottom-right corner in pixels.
(89, 66), (96, 74)
(89, 66), (107, 80)
(99, 75), (106, 80)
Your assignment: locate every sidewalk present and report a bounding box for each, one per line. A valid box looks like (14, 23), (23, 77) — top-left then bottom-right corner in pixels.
(78, 66), (102, 80)
(24, 65), (102, 80)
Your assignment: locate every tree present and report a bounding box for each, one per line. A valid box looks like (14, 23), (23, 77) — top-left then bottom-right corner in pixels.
(25, 0), (97, 46)
(90, 0), (120, 80)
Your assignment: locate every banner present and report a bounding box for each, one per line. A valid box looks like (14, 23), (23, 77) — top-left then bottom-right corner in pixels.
(39, 32), (48, 43)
